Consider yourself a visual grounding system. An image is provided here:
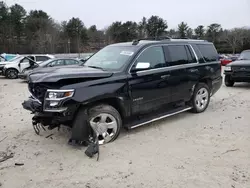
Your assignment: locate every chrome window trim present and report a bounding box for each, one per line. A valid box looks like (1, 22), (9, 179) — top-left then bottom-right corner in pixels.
(128, 43), (199, 74)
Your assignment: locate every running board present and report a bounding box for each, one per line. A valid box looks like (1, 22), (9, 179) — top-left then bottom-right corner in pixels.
(129, 106), (192, 129)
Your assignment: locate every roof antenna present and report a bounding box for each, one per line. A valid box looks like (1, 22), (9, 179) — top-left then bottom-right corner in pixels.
(132, 39), (139, 45)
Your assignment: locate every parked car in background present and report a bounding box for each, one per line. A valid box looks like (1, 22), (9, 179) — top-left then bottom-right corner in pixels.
(0, 54), (54, 79)
(18, 58), (83, 81)
(76, 55), (92, 63)
(22, 38), (222, 145)
(220, 55), (238, 66)
(224, 50), (250, 86)
(0, 55), (7, 62)
(219, 54), (227, 60)
(1, 53), (18, 61)
(221, 57), (233, 66)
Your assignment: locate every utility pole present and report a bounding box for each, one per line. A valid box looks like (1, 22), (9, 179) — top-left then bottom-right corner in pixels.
(68, 39), (71, 54)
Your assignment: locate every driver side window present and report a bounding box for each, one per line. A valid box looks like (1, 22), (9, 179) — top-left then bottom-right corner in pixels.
(136, 46), (166, 69)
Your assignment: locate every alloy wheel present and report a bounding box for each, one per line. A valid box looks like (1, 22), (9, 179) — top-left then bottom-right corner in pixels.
(89, 113), (118, 145)
(195, 88), (209, 111)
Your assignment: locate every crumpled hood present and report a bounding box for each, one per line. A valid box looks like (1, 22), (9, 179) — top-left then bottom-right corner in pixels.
(29, 64), (80, 74)
(228, 60), (250, 66)
(29, 66), (113, 83)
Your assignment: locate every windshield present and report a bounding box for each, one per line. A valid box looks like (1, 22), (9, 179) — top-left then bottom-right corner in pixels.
(239, 51), (250, 60)
(84, 46), (138, 70)
(8, 56), (23, 62)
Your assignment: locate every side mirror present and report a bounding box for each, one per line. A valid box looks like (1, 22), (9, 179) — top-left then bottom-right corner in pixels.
(131, 62), (150, 73)
(133, 62), (150, 72)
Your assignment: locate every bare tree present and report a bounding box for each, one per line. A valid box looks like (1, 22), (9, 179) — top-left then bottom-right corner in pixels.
(223, 28), (245, 54)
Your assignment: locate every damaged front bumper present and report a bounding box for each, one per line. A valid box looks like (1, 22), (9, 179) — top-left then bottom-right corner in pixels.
(22, 93), (91, 146)
(22, 97), (42, 113)
(22, 97), (77, 132)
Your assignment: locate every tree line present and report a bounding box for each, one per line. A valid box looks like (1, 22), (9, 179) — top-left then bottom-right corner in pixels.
(0, 1), (250, 54)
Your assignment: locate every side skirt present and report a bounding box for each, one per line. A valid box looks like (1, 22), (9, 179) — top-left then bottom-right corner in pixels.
(128, 106), (192, 129)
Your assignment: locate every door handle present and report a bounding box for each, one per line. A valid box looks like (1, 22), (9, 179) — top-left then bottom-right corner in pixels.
(189, 68), (199, 73)
(161, 74), (170, 79)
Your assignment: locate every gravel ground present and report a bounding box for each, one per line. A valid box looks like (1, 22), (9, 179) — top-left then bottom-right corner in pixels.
(0, 74), (250, 188)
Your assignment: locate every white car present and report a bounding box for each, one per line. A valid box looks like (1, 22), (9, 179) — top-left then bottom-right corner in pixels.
(0, 54), (55, 79)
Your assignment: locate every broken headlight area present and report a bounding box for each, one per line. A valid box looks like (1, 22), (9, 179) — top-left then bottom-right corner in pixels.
(43, 89), (74, 112)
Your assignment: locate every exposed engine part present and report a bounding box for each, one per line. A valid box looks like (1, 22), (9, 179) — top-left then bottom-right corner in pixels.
(32, 121), (46, 135)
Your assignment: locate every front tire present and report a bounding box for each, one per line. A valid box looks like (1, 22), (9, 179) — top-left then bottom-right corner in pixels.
(191, 83), (210, 113)
(224, 75), (234, 87)
(88, 104), (122, 144)
(5, 68), (19, 79)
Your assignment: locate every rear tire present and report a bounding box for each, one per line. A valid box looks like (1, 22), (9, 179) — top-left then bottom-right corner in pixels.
(224, 75), (234, 87)
(191, 83), (210, 113)
(5, 68), (18, 79)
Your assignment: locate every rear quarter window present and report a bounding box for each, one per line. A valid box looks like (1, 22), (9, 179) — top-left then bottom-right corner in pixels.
(196, 44), (218, 63)
(36, 56), (50, 62)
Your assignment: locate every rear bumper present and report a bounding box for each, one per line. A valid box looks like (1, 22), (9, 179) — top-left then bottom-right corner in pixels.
(211, 76), (222, 96)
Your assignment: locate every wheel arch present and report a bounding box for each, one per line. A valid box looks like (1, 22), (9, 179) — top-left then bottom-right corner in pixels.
(199, 78), (212, 90)
(78, 97), (129, 120)
(191, 78), (212, 97)
(4, 67), (19, 78)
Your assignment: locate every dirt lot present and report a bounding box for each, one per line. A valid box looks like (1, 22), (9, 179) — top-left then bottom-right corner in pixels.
(0, 75), (250, 188)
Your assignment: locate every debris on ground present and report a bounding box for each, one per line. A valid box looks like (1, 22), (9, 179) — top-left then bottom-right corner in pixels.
(15, 163), (24, 166)
(45, 134), (54, 138)
(222, 149), (240, 155)
(0, 136), (7, 143)
(0, 151), (14, 163)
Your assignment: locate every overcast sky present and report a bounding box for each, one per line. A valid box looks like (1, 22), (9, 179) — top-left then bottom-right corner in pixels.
(5, 0), (250, 29)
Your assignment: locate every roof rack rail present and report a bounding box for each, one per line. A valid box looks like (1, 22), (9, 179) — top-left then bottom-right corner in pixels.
(132, 36), (207, 45)
(132, 36), (172, 45)
(170, 38), (207, 42)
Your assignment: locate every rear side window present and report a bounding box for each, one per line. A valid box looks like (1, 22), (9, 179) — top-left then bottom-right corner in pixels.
(64, 59), (80, 65)
(186, 46), (197, 64)
(166, 45), (190, 66)
(191, 44), (206, 63)
(36, 56), (50, 62)
(196, 44), (218, 62)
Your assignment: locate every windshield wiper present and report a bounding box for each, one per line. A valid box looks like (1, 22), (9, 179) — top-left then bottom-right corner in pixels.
(86, 65), (105, 71)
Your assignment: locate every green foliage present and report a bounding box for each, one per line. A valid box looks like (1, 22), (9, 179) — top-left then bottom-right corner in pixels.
(194, 25), (205, 39)
(178, 22), (189, 38)
(107, 21), (138, 42)
(146, 16), (168, 37)
(0, 2), (250, 54)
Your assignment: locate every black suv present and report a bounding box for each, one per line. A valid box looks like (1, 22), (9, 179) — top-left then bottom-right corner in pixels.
(22, 38), (222, 145)
(224, 50), (250, 87)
